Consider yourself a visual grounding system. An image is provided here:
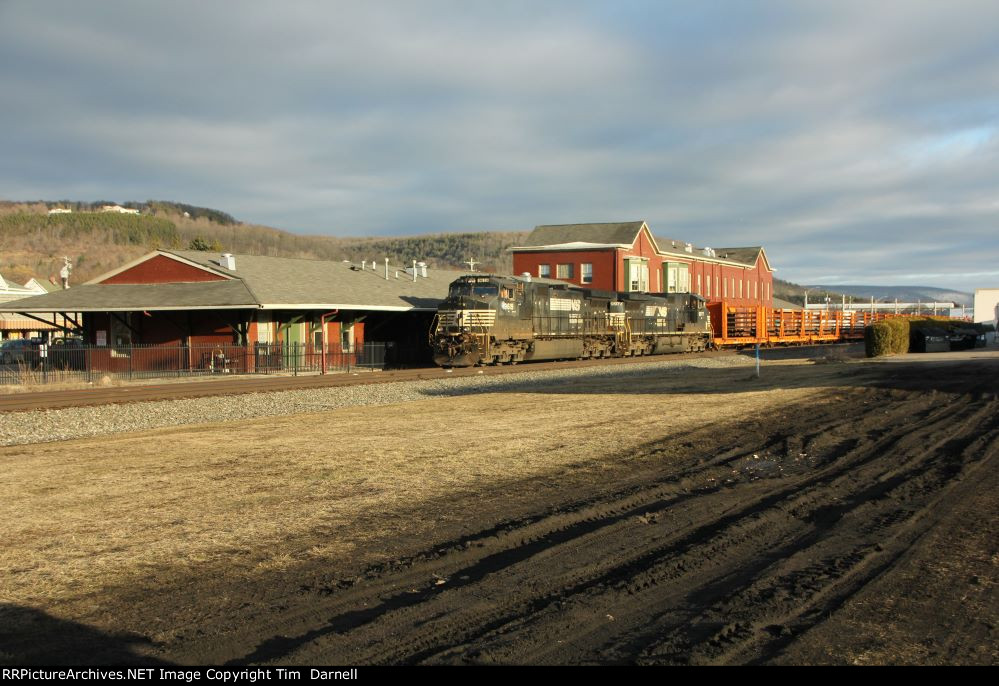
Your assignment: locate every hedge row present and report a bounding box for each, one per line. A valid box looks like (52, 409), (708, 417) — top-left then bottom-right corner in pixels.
(865, 318), (910, 357)
(864, 316), (986, 357)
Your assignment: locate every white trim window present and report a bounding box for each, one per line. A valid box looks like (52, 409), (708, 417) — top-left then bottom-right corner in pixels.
(341, 322), (355, 353)
(665, 262), (690, 293)
(624, 258), (649, 292)
(581, 263), (593, 284)
(538, 264), (551, 278)
(256, 313), (273, 343)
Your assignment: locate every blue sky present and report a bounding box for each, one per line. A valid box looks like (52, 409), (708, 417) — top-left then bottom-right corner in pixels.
(1, 1), (998, 291)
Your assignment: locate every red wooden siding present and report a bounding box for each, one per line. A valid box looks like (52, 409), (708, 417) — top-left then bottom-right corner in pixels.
(100, 254), (227, 284)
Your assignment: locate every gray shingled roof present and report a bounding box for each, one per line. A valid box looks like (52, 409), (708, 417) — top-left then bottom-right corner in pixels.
(5, 251), (471, 313)
(3, 280), (258, 312)
(654, 239), (764, 267)
(714, 247), (764, 266)
(517, 224), (765, 269)
(173, 251), (467, 310)
(520, 222), (647, 247)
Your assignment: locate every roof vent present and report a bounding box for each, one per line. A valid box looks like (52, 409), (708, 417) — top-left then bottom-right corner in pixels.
(521, 272), (532, 282)
(685, 243), (693, 253)
(405, 260), (429, 280)
(220, 253), (236, 270)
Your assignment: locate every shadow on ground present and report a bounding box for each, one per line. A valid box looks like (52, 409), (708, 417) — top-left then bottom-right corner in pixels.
(0, 603), (171, 666)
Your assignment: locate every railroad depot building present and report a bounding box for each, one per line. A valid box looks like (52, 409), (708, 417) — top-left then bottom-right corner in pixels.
(4, 250), (466, 367)
(510, 221), (774, 307)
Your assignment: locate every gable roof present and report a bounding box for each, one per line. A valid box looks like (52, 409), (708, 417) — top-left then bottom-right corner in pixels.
(515, 221), (649, 249)
(514, 223), (773, 271)
(5, 250), (470, 313)
(714, 247), (764, 267)
(24, 278), (61, 293)
(0, 280), (258, 312)
(171, 251), (467, 310)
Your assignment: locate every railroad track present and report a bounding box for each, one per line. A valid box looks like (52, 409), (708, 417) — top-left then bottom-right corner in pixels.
(0, 348), (740, 413)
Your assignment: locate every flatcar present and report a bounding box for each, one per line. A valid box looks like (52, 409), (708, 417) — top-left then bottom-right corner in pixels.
(430, 274), (712, 367)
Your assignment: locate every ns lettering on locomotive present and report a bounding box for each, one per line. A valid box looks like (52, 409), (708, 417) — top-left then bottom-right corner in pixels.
(430, 274), (712, 367)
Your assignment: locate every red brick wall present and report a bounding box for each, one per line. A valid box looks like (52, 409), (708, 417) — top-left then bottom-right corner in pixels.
(514, 236), (774, 306)
(689, 257), (772, 307)
(512, 249), (618, 290)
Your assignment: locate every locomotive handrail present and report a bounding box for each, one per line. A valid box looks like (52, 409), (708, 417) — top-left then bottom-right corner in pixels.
(427, 313), (441, 345)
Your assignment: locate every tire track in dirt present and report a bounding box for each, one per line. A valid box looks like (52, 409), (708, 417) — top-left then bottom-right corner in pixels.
(182, 379), (999, 666)
(631, 415), (999, 665)
(420, 398), (998, 665)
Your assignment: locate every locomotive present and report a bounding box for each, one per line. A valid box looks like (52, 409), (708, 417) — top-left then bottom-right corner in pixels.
(430, 274), (712, 367)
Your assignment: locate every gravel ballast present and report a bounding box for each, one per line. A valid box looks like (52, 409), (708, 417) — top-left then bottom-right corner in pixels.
(1, 357), (754, 447)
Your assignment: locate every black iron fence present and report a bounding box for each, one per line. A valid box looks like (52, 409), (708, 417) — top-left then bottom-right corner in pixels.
(0, 342), (388, 386)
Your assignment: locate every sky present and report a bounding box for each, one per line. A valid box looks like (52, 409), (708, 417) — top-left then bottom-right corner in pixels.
(1, 1), (998, 292)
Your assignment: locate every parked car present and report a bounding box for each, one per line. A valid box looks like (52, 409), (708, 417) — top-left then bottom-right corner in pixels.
(48, 337), (88, 370)
(0, 338), (43, 366)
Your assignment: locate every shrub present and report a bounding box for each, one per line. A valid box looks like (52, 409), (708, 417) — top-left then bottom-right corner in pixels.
(865, 318), (910, 357)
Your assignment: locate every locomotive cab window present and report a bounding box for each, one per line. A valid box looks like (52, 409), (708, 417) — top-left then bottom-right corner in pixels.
(449, 281), (499, 297)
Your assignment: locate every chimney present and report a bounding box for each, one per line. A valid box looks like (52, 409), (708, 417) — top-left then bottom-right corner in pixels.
(220, 253), (236, 270)
(418, 261), (428, 278)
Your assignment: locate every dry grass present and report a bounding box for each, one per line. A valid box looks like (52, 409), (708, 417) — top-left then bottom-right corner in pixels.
(0, 360), (829, 620)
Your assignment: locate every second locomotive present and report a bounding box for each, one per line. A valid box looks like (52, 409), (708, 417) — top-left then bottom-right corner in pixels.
(431, 274), (712, 367)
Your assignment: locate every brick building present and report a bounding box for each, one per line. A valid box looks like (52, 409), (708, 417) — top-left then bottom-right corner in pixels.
(510, 221), (774, 307)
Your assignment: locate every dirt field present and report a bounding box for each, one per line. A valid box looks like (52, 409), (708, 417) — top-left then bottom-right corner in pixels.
(1, 348), (997, 665)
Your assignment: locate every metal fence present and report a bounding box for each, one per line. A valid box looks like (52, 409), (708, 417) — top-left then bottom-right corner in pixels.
(0, 341), (388, 386)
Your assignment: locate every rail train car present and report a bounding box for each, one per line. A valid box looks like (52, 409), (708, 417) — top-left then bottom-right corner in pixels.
(431, 274), (712, 367)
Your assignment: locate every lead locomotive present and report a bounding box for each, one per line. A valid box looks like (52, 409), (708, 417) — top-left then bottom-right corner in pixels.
(431, 274), (712, 367)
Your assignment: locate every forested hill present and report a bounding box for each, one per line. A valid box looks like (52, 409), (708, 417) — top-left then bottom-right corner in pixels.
(0, 200), (526, 285)
(2, 199), (851, 303)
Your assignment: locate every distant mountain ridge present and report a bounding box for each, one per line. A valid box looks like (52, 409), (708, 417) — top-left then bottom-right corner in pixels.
(807, 285), (973, 307)
(0, 199), (525, 285)
(5, 198), (907, 306)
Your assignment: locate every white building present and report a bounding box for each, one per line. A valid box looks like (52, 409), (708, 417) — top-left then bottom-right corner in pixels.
(100, 205), (140, 215)
(973, 288), (999, 325)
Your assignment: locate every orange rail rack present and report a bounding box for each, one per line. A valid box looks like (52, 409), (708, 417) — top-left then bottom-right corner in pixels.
(708, 302), (902, 347)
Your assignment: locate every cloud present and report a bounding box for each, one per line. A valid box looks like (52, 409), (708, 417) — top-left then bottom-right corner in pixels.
(1, 0), (998, 291)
